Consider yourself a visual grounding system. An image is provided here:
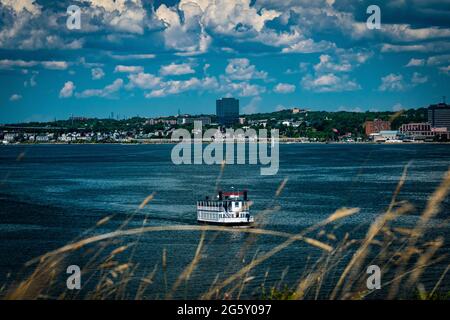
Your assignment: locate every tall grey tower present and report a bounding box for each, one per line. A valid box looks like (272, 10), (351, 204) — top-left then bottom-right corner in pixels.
(216, 97), (239, 127)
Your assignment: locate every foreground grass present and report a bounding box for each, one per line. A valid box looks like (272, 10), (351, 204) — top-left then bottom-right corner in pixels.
(1, 165), (449, 300)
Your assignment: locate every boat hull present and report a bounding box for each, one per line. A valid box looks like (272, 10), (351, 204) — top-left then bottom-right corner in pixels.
(197, 220), (254, 227)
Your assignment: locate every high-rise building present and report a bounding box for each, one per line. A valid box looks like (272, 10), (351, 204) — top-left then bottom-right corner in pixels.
(216, 98), (239, 127)
(428, 103), (450, 130)
(364, 119), (391, 136)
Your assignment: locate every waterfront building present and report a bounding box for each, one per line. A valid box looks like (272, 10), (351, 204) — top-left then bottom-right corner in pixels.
(177, 116), (211, 125)
(216, 97), (239, 127)
(364, 119), (391, 135)
(379, 130), (399, 140)
(428, 103), (450, 130)
(399, 123), (433, 138)
(400, 122), (449, 140)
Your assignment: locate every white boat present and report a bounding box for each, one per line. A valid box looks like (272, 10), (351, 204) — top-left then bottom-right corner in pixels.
(197, 190), (254, 226)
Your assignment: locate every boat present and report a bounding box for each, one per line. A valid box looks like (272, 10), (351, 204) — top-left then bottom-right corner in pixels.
(197, 190), (254, 227)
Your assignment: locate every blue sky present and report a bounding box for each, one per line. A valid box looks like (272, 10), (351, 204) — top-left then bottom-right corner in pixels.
(0, 0), (449, 123)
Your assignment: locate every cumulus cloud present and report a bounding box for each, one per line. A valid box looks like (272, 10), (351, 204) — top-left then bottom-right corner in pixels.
(225, 58), (267, 81)
(302, 73), (360, 92)
(145, 76), (219, 98)
(392, 103), (404, 112)
(411, 72), (428, 84)
(427, 54), (450, 66)
(314, 54), (352, 73)
(91, 67), (105, 80)
(439, 65), (450, 75)
(114, 65), (144, 73)
(41, 61), (68, 70)
(9, 93), (22, 101)
(59, 81), (75, 98)
(127, 72), (161, 90)
(274, 83), (296, 94)
(154, 0), (284, 55)
(0, 0), (41, 15)
(0, 59), (68, 70)
(108, 53), (156, 60)
(76, 79), (123, 98)
(159, 62), (195, 76)
(242, 96), (262, 114)
(378, 73), (406, 92)
(405, 58), (425, 67)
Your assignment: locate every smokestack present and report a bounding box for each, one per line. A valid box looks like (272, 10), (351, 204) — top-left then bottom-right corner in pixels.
(243, 190), (248, 201)
(218, 191), (223, 201)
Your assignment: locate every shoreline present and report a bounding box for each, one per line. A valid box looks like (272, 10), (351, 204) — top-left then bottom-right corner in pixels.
(1, 140), (449, 146)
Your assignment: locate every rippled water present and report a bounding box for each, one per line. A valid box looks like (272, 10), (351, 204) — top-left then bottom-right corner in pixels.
(0, 144), (449, 298)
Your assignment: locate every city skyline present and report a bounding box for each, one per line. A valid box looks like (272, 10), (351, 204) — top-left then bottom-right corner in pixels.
(1, 1), (450, 123)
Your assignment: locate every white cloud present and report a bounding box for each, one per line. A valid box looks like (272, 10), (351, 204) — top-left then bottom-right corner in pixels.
(0, 59), (68, 70)
(127, 72), (161, 90)
(76, 79), (123, 98)
(427, 54), (450, 66)
(281, 39), (335, 54)
(59, 81), (75, 98)
(378, 73), (406, 92)
(337, 106), (363, 113)
(381, 41), (450, 53)
(145, 76), (219, 98)
(274, 83), (296, 94)
(411, 72), (428, 84)
(439, 65), (450, 75)
(9, 93), (22, 101)
(222, 81), (266, 97)
(405, 58), (425, 67)
(392, 103), (404, 112)
(301, 73), (360, 92)
(114, 65), (144, 73)
(109, 53), (156, 60)
(242, 96), (262, 114)
(314, 54), (352, 73)
(155, 2), (211, 55)
(0, 0), (41, 15)
(159, 62), (195, 76)
(91, 68), (105, 80)
(82, 0), (147, 34)
(225, 58), (267, 81)
(24, 71), (38, 87)
(155, 0), (282, 55)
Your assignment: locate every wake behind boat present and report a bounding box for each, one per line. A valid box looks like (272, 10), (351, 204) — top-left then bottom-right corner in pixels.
(197, 190), (254, 227)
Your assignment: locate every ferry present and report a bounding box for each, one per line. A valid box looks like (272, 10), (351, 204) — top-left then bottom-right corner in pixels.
(197, 190), (254, 227)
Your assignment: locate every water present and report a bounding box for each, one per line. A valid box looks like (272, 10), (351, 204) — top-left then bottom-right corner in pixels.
(0, 144), (449, 298)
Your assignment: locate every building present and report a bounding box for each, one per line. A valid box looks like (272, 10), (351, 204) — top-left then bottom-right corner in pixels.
(145, 118), (177, 126)
(428, 103), (450, 130)
(379, 130), (399, 140)
(239, 117), (246, 125)
(177, 116), (211, 125)
(292, 108), (306, 114)
(399, 122), (449, 140)
(216, 97), (239, 127)
(399, 123), (433, 139)
(364, 119), (391, 135)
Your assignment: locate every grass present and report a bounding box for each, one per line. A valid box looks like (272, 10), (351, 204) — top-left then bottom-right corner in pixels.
(1, 164), (449, 300)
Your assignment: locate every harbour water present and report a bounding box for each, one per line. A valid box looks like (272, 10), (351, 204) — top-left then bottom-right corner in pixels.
(0, 144), (449, 298)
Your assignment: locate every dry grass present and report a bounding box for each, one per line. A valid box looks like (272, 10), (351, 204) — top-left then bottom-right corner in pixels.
(1, 165), (449, 300)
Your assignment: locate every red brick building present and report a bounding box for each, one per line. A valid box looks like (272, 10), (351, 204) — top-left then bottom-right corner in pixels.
(364, 119), (391, 135)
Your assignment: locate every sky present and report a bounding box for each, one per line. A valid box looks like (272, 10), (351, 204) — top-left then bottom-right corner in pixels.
(0, 0), (449, 123)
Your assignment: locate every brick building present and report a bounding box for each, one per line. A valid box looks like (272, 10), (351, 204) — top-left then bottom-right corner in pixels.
(364, 119), (391, 135)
